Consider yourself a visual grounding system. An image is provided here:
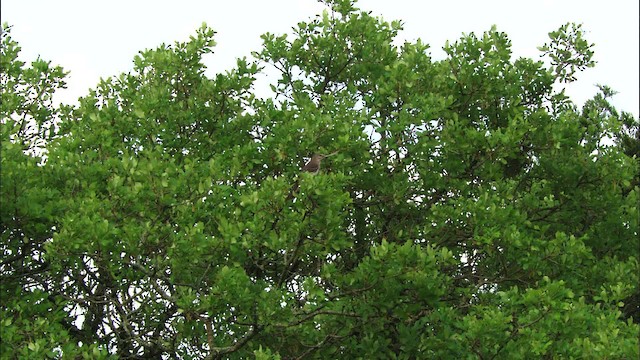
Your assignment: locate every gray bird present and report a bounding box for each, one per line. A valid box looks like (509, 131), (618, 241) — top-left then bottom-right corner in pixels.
(302, 154), (324, 174)
(286, 154), (325, 202)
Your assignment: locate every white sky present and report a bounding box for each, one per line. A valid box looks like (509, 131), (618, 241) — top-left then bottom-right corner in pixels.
(2, 0), (638, 117)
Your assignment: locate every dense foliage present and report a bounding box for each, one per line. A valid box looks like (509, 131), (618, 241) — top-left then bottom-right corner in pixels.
(1, 1), (638, 358)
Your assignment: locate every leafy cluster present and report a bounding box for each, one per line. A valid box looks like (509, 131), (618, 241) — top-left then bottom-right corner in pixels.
(1, 1), (638, 358)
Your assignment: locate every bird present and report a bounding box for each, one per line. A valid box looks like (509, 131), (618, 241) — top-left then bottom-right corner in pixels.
(302, 154), (324, 174)
(286, 154), (325, 202)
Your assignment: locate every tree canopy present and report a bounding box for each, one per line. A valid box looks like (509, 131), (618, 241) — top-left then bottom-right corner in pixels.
(1, 0), (638, 358)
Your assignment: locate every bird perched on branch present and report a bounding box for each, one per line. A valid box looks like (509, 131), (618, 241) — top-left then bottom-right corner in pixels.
(286, 153), (334, 202)
(302, 154), (324, 174)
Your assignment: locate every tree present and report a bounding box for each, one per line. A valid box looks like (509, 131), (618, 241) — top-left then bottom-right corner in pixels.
(1, 0), (638, 358)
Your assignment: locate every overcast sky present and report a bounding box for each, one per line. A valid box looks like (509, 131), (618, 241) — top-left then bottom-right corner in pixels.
(2, 0), (638, 117)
